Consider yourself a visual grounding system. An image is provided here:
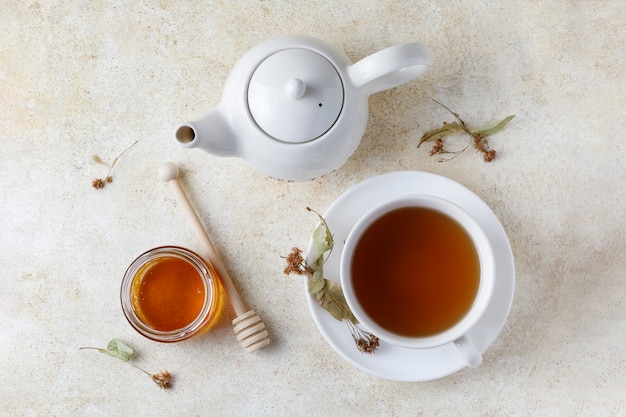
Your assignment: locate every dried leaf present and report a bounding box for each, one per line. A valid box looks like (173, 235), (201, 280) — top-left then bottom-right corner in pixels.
(417, 121), (465, 147)
(92, 155), (110, 167)
(308, 211), (333, 256)
(312, 223), (332, 254)
(470, 115), (515, 137)
(307, 265), (325, 298)
(318, 279), (358, 324)
(106, 338), (134, 362)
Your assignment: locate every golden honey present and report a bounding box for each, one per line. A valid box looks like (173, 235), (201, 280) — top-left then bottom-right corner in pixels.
(121, 246), (225, 342)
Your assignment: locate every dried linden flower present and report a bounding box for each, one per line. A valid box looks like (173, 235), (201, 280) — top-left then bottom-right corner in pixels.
(284, 208), (378, 354)
(151, 371), (172, 389)
(419, 100), (514, 162)
(92, 178), (105, 189)
(80, 338), (173, 389)
(283, 247), (307, 275)
(91, 141), (137, 189)
(348, 321), (380, 354)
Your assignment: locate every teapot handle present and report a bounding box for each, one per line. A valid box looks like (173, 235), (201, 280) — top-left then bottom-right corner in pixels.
(347, 42), (432, 96)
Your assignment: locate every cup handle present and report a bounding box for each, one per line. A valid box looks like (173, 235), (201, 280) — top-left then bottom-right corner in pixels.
(454, 335), (483, 368)
(347, 42), (432, 96)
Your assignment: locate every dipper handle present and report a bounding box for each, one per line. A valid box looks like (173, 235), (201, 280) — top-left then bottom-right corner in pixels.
(158, 162), (270, 352)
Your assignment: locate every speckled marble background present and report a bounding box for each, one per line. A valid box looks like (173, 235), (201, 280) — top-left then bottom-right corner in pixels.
(1, 1), (625, 416)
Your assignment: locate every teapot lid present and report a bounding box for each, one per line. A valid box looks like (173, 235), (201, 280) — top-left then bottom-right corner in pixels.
(247, 48), (344, 143)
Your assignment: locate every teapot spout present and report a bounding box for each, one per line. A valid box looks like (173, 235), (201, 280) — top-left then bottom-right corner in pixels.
(175, 109), (237, 157)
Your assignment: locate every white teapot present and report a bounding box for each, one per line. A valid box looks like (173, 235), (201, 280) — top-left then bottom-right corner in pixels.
(175, 35), (432, 181)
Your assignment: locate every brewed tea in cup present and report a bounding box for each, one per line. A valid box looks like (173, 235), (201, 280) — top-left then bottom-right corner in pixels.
(340, 195), (495, 367)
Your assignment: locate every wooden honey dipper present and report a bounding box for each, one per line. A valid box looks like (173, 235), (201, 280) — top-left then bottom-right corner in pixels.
(158, 162), (270, 352)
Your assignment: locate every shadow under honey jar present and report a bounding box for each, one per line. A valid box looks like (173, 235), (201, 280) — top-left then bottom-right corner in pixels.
(121, 246), (225, 342)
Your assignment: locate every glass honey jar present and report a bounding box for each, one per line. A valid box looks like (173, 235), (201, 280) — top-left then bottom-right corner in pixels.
(121, 246), (225, 342)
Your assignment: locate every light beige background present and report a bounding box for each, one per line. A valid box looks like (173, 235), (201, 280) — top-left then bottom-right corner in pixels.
(1, 1), (624, 416)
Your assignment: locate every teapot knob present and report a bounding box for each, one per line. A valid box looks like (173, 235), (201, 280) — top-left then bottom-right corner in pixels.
(285, 78), (306, 99)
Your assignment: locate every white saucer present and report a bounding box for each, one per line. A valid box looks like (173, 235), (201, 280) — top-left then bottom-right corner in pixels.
(305, 171), (515, 382)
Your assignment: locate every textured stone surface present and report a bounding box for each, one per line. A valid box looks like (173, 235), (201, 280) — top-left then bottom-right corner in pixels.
(1, 1), (624, 415)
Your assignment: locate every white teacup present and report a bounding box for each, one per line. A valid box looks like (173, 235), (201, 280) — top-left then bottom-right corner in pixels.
(340, 194), (495, 368)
